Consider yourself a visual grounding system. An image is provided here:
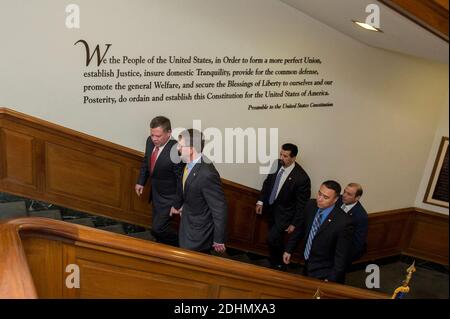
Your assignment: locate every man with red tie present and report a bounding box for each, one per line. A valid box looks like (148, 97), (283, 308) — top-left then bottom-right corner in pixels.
(135, 116), (183, 246)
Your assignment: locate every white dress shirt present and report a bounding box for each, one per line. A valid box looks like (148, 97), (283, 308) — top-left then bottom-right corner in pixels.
(257, 162), (295, 206)
(340, 201), (358, 213)
(153, 138), (170, 161)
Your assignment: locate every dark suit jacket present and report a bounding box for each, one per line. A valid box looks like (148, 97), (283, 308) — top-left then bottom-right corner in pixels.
(286, 199), (353, 283)
(174, 156), (228, 251)
(259, 161), (311, 228)
(137, 137), (183, 214)
(336, 197), (368, 262)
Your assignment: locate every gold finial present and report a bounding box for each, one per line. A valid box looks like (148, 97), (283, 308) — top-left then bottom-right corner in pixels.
(391, 261), (416, 299)
(313, 288), (322, 299)
(403, 261), (416, 286)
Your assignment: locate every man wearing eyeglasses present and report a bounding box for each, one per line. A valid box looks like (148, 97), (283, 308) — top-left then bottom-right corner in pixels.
(283, 180), (353, 283)
(172, 129), (227, 254)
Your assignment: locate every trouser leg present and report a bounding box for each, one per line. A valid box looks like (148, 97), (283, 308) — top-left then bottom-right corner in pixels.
(151, 208), (179, 247)
(267, 224), (285, 266)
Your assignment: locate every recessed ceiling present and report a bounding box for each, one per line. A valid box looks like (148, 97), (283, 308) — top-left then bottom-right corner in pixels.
(280, 0), (449, 63)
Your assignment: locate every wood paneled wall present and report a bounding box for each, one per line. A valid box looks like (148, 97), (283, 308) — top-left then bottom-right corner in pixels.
(225, 192), (449, 265)
(1, 217), (387, 299)
(0, 108), (448, 266)
(0, 108), (152, 226)
(403, 209), (449, 264)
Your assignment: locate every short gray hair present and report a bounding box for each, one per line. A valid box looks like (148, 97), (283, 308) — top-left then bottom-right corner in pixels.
(150, 116), (171, 132)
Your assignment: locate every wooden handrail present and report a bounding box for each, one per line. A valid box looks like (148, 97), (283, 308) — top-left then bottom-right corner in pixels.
(0, 219), (38, 298)
(0, 217), (387, 299)
(0, 107), (143, 160)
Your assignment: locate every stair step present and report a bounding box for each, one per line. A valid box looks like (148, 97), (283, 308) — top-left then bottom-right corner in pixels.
(97, 224), (125, 234)
(127, 231), (155, 241)
(0, 201), (28, 220)
(62, 209), (90, 220)
(250, 258), (272, 268)
(28, 209), (62, 220)
(66, 217), (95, 227)
(229, 253), (252, 263)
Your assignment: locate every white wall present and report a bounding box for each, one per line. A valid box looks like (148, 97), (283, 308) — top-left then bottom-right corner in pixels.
(0, 0), (448, 214)
(415, 93), (449, 215)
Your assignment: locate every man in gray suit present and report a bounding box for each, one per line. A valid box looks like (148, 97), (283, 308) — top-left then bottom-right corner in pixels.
(171, 129), (228, 254)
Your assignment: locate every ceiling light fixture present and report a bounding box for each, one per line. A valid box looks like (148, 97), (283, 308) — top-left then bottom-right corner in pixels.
(352, 20), (382, 32)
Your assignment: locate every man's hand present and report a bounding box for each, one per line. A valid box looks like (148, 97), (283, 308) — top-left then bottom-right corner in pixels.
(255, 204), (263, 215)
(170, 206), (182, 217)
(212, 242), (226, 253)
(135, 184), (144, 197)
(285, 224), (295, 234)
(283, 252), (291, 264)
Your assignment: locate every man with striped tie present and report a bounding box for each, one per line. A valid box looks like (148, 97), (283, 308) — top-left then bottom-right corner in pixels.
(283, 180), (353, 283)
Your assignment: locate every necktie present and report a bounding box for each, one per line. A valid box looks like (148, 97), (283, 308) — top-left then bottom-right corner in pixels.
(182, 165), (189, 190)
(268, 167), (284, 205)
(304, 209), (324, 260)
(150, 146), (159, 173)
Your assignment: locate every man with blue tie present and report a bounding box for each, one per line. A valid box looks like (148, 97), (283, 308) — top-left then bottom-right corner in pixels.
(283, 180), (353, 283)
(255, 143), (311, 270)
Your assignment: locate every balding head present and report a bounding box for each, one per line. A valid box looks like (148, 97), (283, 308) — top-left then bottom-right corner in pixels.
(342, 183), (363, 205)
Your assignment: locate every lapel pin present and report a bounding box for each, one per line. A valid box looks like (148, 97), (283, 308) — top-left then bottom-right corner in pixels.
(328, 219), (332, 222)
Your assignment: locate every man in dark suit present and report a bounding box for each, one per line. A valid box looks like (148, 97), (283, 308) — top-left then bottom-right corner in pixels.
(255, 143), (311, 270)
(172, 129), (227, 254)
(135, 116), (183, 247)
(283, 180), (353, 283)
(336, 183), (368, 262)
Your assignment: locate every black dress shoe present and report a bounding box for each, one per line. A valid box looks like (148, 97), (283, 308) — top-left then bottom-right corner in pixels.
(272, 264), (287, 271)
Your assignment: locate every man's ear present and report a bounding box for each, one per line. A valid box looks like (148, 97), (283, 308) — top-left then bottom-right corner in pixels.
(332, 196), (339, 204)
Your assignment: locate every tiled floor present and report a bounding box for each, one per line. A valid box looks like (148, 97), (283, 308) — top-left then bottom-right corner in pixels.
(345, 256), (449, 299)
(217, 250), (449, 299)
